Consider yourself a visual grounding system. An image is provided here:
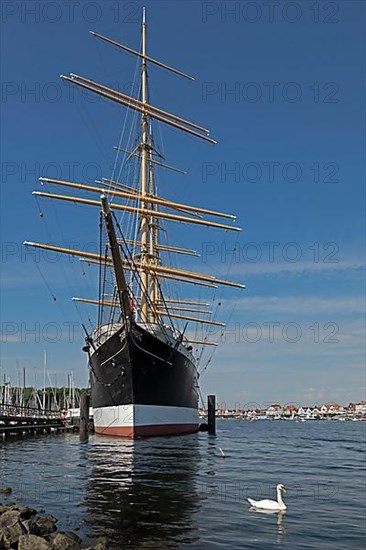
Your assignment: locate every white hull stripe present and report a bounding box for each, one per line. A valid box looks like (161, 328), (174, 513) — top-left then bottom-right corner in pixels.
(93, 404), (199, 429)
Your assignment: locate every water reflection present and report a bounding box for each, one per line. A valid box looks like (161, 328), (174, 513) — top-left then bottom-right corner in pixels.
(84, 434), (201, 548)
(249, 508), (288, 541)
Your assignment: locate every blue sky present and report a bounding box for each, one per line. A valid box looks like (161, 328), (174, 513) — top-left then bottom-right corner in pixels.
(1, 0), (365, 406)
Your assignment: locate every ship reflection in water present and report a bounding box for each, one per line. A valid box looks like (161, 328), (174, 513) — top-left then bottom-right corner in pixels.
(84, 434), (201, 548)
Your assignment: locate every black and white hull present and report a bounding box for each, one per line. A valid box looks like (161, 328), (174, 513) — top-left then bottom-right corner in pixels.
(89, 321), (199, 438)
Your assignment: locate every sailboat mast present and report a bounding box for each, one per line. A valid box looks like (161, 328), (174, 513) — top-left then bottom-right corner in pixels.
(140, 7), (149, 323)
(43, 350), (47, 410)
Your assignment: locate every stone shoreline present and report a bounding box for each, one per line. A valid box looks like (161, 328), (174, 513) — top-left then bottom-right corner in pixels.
(0, 497), (109, 550)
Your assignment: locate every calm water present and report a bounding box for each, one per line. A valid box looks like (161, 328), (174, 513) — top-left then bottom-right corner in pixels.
(1, 420), (365, 549)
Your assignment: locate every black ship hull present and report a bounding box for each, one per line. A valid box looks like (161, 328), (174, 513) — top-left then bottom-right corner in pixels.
(89, 322), (199, 438)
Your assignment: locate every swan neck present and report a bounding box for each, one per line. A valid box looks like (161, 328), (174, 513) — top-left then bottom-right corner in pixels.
(277, 489), (285, 508)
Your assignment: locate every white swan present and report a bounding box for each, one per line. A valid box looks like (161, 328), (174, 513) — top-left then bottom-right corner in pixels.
(248, 484), (287, 511)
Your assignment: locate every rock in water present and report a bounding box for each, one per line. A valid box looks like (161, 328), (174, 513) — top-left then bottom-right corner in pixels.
(32, 515), (58, 536)
(0, 487), (12, 495)
(8, 505), (37, 520)
(18, 534), (51, 550)
(50, 532), (82, 550)
(0, 510), (27, 547)
(0, 509), (21, 529)
(91, 537), (109, 550)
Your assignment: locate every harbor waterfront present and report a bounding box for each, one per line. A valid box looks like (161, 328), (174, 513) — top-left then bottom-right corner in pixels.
(204, 401), (366, 421)
(1, 420), (365, 549)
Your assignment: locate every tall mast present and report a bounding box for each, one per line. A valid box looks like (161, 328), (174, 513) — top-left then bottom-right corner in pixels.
(148, 129), (159, 323)
(24, 15), (245, 344)
(140, 6), (149, 323)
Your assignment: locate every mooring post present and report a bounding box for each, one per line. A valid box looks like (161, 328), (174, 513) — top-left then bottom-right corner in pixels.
(207, 394), (216, 435)
(79, 393), (90, 439)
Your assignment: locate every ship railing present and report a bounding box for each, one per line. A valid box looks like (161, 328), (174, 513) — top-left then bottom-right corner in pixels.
(91, 323), (123, 346)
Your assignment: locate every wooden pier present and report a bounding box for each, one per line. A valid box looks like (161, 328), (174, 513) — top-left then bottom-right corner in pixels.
(0, 404), (65, 440)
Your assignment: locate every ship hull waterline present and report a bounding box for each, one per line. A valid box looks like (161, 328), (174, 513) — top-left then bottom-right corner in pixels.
(89, 321), (200, 438)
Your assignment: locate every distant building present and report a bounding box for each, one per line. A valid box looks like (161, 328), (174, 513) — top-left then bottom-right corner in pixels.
(355, 401), (366, 414)
(297, 406), (321, 419)
(283, 405), (298, 417)
(266, 404), (282, 418)
(323, 403), (344, 415)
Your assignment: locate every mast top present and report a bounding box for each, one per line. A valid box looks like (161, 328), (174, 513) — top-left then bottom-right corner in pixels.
(142, 6), (146, 24)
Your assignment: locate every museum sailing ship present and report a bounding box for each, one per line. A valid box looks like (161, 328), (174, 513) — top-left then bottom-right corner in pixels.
(24, 9), (244, 437)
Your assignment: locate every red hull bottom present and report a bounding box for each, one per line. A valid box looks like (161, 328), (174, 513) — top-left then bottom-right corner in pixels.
(95, 423), (199, 438)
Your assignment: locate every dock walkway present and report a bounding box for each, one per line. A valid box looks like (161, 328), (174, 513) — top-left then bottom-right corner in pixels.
(0, 404), (65, 439)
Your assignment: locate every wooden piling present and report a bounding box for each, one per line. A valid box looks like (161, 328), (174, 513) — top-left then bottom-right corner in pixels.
(207, 395), (216, 434)
(79, 393), (90, 439)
